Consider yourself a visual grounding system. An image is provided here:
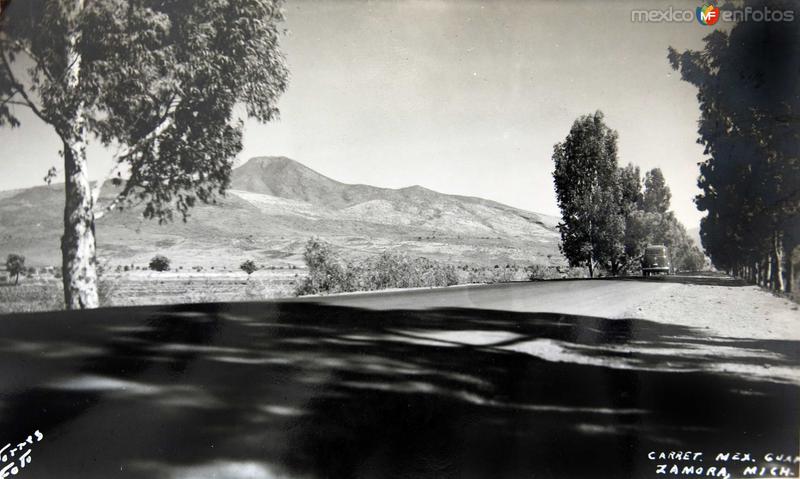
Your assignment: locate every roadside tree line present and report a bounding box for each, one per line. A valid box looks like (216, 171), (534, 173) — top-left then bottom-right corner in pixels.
(552, 111), (704, 278)
(668, 0), (799, 293)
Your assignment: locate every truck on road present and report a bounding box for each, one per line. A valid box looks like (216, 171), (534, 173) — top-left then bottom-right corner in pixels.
(642, 245), (672, 277)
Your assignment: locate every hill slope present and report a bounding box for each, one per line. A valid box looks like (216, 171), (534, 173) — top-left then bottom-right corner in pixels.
(0, 157), (561, 268)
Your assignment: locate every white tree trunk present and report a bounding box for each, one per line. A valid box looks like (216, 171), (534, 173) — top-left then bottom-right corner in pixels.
(774, 231), (785, 292)
(61, 0), (99, 309)
(61, 139), (99, 309)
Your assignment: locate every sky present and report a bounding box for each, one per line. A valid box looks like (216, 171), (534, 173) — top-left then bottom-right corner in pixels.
(0, 0), (721, 229)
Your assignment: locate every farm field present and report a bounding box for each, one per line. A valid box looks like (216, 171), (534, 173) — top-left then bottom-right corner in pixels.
(0, 269), (303, 314)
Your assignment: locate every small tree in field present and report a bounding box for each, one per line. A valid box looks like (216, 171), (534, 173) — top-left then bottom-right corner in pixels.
(149, 255), (170, 272)
(5, 254), (25, 285)
(0, 1), (289, 309)
(240, 260), (258, 276)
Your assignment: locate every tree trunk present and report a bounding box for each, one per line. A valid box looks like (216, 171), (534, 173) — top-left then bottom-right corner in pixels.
(755, 259), (761, 286)
(60, 0), (98, 309)
(774, 231), (785, 292)
(61, 141), (99, 309)
(784, 235), (794, 295)
(765, 256), (772, 289)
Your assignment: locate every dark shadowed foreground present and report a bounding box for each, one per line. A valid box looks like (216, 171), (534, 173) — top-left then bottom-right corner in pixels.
(0, 300), (797, 478)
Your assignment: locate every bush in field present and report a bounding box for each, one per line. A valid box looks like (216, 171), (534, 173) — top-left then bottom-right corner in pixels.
(5, 254), (25, 285)
(527, 264), (551, 281)
(240, 260), (258, 276)
(364, 251), (415, 290)
(295, 238), (354, 295)
(148, 255), (171, 272)
(295, 239), (458, 296)
(351, 252), (456, 292)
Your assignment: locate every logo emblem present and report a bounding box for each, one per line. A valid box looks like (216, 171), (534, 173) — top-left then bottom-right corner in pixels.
(696, 2), (720, 25)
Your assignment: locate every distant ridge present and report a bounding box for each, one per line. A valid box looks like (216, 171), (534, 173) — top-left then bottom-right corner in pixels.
(230, 156), (556, 220)
(0, 156), (562, 267)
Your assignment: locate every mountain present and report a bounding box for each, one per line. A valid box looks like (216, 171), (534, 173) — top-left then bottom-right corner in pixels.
(0, 157), (561, 268)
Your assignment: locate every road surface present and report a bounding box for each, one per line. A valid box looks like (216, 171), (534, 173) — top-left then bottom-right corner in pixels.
(0, 275), (797, 478)
(305, 275), (668, 315)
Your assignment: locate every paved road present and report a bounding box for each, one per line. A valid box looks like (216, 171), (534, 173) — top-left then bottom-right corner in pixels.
(0, 277), (797, 479)
(305, 277), (672, 316)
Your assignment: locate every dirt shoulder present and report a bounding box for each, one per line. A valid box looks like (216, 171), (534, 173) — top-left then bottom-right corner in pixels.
(622, 276), (800, 341)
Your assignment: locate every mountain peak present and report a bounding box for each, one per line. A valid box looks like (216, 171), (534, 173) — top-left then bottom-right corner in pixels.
(242, 156), (301, 168)
(231, 156), (349, 207)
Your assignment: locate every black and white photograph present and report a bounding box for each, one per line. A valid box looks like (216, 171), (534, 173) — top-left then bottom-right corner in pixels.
(0, 0), (798, 477)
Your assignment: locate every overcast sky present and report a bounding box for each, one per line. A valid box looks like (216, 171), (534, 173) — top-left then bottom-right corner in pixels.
(0, 0), (718, 228)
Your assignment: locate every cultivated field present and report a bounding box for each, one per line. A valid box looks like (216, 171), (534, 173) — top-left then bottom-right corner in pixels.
(0, 269), (302, 314)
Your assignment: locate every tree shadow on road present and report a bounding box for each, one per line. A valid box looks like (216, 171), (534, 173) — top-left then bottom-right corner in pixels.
(0, 302), (797, 479)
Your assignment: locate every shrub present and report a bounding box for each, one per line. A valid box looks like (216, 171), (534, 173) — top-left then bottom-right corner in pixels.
(527, 264), (551, 281)
(295, 238), (352, 295)
(240, 260), (258, 275)
(359, 252), (458, 290)
(295, 239), (458, 296)
(149, 255), (171, 272)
